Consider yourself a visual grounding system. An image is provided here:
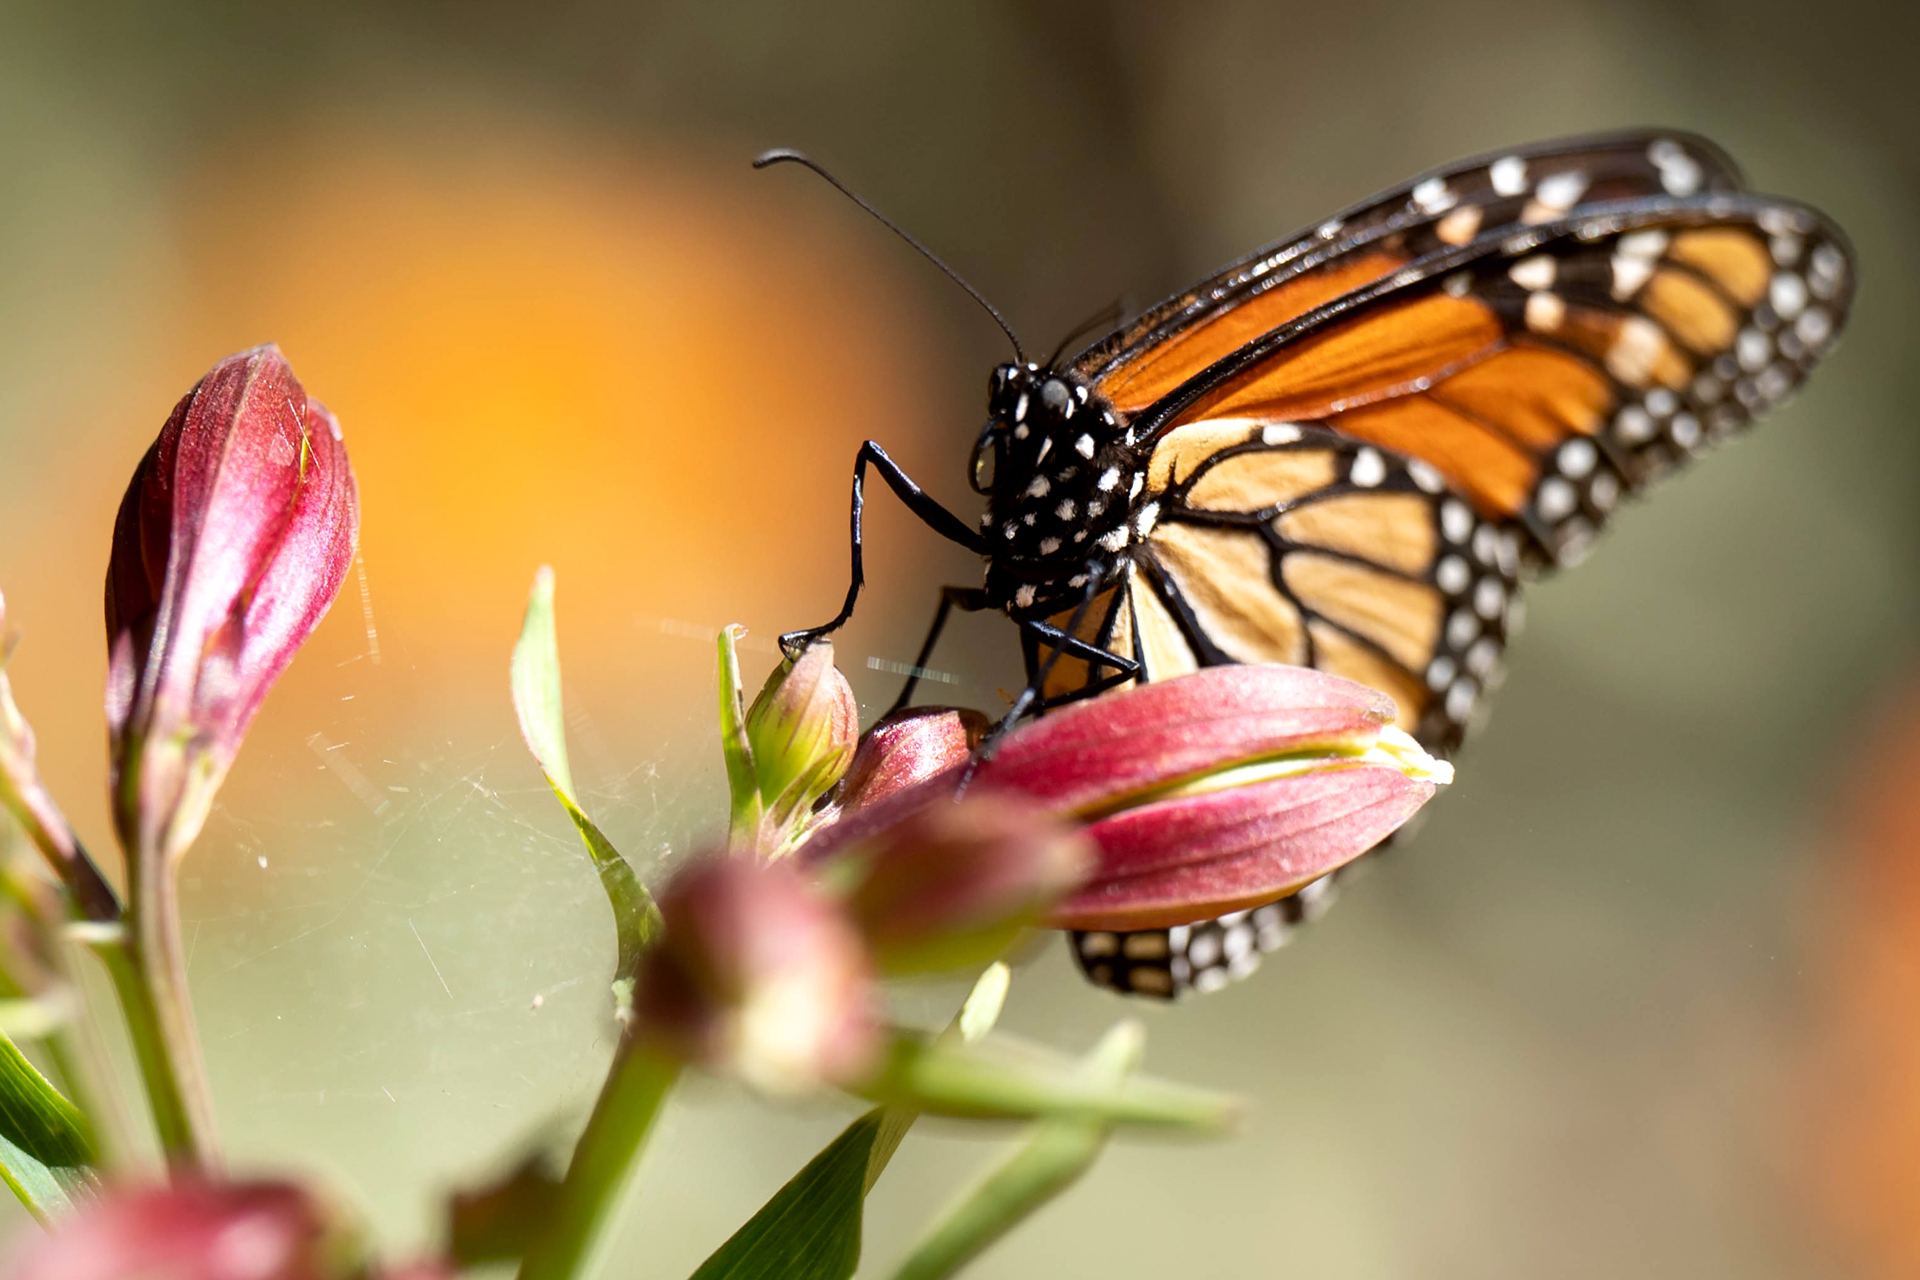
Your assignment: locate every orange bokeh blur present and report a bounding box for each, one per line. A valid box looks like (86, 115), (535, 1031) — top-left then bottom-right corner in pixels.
(1805, 676), (1920, 1278)
(3, 113), (958, 850)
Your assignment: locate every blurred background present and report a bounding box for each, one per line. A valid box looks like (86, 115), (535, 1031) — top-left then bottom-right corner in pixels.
(0, 1), (1915, 1276)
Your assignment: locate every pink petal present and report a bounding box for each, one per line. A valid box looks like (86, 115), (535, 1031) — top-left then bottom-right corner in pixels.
(975, 664), (1395, 814)
(1048, 765), (1435, 930)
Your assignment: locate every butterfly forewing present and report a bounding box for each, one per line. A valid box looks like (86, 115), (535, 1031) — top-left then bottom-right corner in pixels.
(1071, 130), (1747, 415)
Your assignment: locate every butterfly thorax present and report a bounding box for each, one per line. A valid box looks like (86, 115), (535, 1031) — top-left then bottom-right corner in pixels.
(972, 362), (1148, 613)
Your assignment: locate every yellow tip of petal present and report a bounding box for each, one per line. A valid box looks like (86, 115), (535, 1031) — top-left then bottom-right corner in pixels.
(1363, 725), (1453, 785)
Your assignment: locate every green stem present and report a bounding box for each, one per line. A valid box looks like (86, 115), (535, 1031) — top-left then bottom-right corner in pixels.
(517, 1039), (679, 1280)
(94, 910), (219, 1172)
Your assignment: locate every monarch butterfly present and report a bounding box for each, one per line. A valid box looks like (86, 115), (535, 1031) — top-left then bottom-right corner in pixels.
(764, 130), (1854, 998)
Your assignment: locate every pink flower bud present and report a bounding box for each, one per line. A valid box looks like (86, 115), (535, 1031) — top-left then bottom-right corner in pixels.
(799, 665), (1449, 934)
(836, 706), (987, 815)
(3, 1179), (359, 1280)
(105, 346), (358, 865)
(833, 791), (1093, 975)
(635, 856), (878, 1094)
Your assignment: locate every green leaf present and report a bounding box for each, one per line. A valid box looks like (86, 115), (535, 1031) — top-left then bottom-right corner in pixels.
(690, 964), (1015, 1280)
(886, 1021), (1145, 1280)
(716, 626), (762, 851)
(511, 568), (661, 991)
(689, 1111), (880, 1280)
(864, 963), (1008, 1194)
(0, 1026), (96, 1222)
(858, 1029), (1237, 1132)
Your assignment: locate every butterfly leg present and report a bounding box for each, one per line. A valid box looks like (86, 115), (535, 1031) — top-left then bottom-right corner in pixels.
(886, 585), (990, 715)
(781, 441), (988, 659)
(972, 574), (1138, 762)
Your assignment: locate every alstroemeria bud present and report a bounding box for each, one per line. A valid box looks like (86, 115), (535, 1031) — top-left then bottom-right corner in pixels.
(836, 706), (988, 815)
(743, 643), (858, 832)
(634, 855), (877, 1094)
(974, 667), (1450, 930)
(832, 792), (1093, 975)
(801, 665), (1449, 934)
(105, 346), (358, 866)
(2, 1178), (363, 1280)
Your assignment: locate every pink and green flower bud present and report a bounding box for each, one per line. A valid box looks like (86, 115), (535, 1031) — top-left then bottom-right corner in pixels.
(836, 706), (988, 815)
(105, 345), (358, 868)
(634, 855), (878, 1094)
(1, 1178), (368, 1280)
(743, 642), (858, 836)
(829, 792), (1093, 975)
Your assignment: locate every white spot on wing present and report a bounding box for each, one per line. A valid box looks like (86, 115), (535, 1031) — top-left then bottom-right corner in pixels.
(1349, 448), (1387, 488)
(1535, 170), (1589, 209)
(1769, 272), (1808, 319)
(1524, 290), (1566, 333)
(1436, 205), (1483, 245)
(1412, 176), (1458, 213)
(1509, 255), (1556, 291)
(1617, 229), (1669, 260)
(1536, 476), (1578, 522)
(1610, 254), (1656, 300)
(1557, 437), (1597, 479)
(1614, 405), (1654, 444)
(1605, 317), (1667, 386)
(1489, 155), (1528, 197)
(1261, 423), (1302, 446)
(1648, 139), (1702, 196)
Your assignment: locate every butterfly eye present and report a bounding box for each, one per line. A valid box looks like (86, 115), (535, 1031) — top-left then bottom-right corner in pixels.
(1039, 378), (1072, 413)
(969, 429), (999, 493)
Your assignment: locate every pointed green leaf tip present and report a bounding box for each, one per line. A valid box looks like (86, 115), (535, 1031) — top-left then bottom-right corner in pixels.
(687, 964), (1013, 1280)
(0, 1026), (97, 1222)
(511, 568), (661, 995)
(886, 1022), (1145, 1280)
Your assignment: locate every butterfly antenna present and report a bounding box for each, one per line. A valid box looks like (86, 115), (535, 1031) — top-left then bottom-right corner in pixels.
(754, 147), (1027, 365)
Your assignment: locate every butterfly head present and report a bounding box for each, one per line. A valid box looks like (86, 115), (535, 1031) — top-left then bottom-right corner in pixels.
(974, 363), (1143, 612)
